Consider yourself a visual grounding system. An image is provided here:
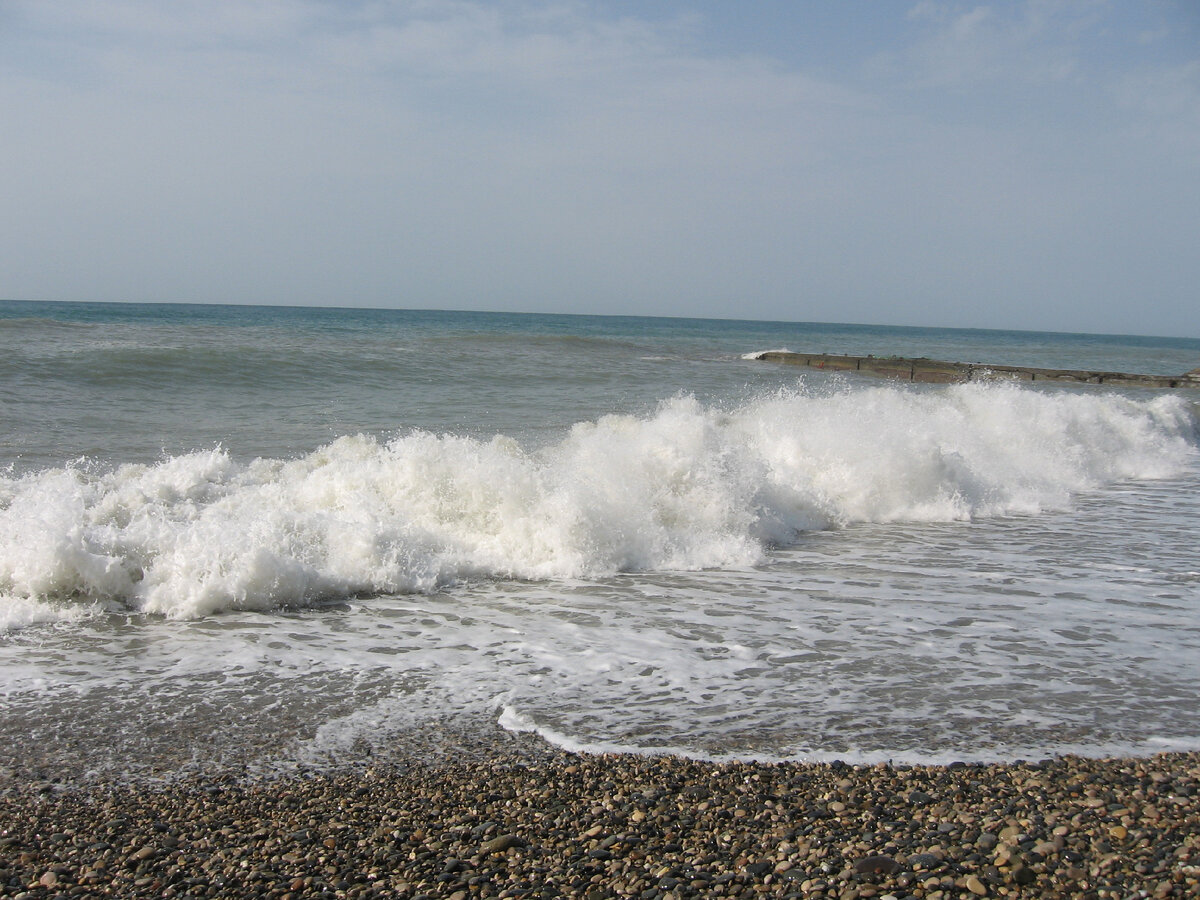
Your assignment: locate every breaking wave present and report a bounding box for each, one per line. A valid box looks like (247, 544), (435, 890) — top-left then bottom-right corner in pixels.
(2, 382), (1196, 625)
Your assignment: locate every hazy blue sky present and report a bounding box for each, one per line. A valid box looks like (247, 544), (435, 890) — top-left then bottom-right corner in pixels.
(2, 1), (1198, 335)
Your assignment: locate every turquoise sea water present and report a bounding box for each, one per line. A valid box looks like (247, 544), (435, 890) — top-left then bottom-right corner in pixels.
(1, 300), (1198, 778)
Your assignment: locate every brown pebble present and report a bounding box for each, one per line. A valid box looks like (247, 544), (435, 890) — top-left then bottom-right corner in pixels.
(854, 854), (901, 875)
(480, 833), (526, 854)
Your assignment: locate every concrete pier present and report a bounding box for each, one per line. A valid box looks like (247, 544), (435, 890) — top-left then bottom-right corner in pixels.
(750, 351), (1200, 389)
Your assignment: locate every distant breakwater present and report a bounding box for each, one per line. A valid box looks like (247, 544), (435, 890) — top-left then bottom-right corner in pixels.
(750, 351), (1200, 389)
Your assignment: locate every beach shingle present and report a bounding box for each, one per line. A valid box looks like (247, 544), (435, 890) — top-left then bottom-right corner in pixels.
(1, 750), (1198, 898)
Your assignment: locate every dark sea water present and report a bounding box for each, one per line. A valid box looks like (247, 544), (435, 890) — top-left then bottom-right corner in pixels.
(1, 300), (1198, 779)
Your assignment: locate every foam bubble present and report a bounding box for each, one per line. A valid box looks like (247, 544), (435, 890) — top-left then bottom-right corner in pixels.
(1, 383), (1195, 624)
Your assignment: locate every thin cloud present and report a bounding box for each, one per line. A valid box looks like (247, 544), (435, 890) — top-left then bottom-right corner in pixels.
(1, 0), (1198, 334)
(886, 0), (1100, 88)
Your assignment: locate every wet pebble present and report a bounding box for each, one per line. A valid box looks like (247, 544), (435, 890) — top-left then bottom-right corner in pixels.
(1, 747), (1198, 898)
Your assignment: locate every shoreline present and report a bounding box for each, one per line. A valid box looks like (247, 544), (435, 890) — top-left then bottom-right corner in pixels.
(2, 740), (1197, 898)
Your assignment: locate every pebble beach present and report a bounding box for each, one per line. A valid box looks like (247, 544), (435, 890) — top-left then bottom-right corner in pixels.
(2, 738), (1198, 900)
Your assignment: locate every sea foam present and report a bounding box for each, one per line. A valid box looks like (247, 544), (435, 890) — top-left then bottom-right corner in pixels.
(1, 383), (1195, 624)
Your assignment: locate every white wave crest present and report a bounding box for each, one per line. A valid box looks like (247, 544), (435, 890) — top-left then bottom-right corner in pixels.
(1, 384), (1195, 622)
(740, 348), (792, 359)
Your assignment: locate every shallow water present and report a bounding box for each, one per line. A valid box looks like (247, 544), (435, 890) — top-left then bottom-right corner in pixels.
(1, 301), (1198, 779)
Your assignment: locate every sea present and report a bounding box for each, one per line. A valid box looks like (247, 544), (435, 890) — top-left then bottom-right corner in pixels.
(2, 299), (1198, 783)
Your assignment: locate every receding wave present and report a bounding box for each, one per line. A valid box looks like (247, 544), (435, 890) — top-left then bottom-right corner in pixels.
(2, 383), (1196, 625)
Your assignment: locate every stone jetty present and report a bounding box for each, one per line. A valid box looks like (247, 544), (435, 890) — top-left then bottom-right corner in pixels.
(750, 352), (1200, 389)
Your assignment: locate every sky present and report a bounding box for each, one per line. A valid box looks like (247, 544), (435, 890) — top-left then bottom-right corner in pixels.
(2, 1), (1198, 336)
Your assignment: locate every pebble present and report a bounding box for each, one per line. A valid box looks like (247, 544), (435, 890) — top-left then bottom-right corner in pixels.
(479, 834), (526, 854)
(964, 873), (988, 895)
(855, 854), (902, 875)
(0, 748), (1197, 898)
(907, 853), (942, 870)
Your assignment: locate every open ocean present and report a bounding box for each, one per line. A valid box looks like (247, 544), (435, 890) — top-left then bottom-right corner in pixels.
(2, 299), (1199, 782)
